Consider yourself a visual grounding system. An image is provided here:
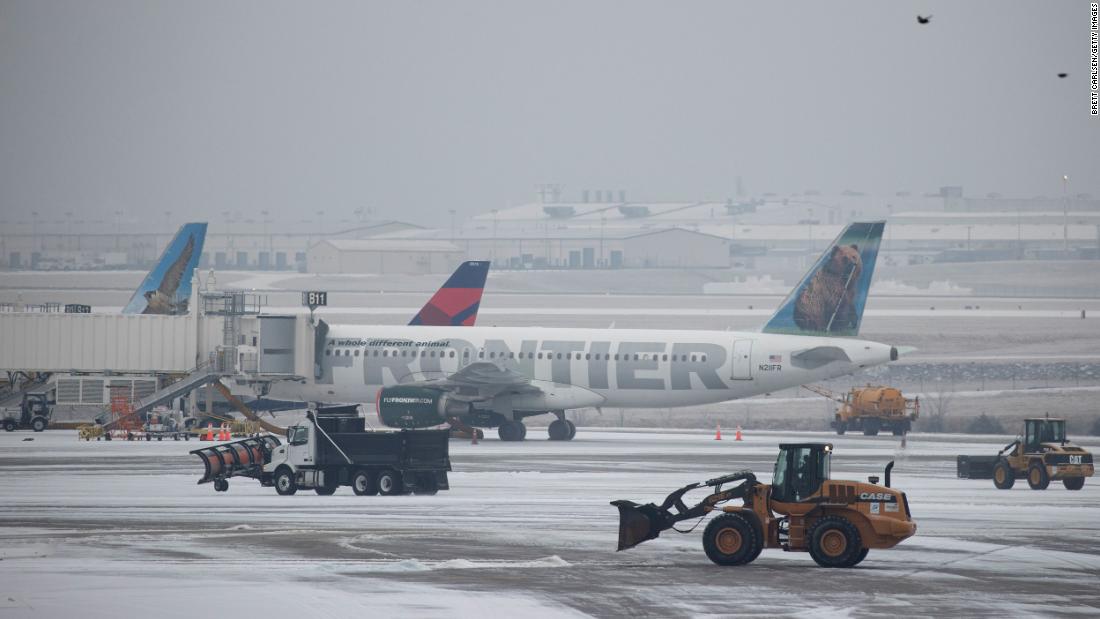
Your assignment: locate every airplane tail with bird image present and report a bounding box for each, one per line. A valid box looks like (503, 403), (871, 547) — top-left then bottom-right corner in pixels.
(122, 223), (207, 315)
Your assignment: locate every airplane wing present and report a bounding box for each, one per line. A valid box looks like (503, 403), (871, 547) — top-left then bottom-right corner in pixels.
(398, 361), (542, 401)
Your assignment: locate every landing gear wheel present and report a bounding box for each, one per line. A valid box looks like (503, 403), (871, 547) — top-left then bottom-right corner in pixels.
(352, 470), (377, 496)
(1062, 476), (1085, 490)
(809, 516), (862, 568)
(993, 460), (1015, 490)
(702, 513), (762, 566)
(1027, 461), (1050, 490)
(213, 479), (228, 492)
(3, 420), (15, 432)
(377, 468), (403, 496)
(835, 421), (847, 435)
(862, 419), (880, 436)
(498, 420), (526, 442)
(31, 417), (47, 432)
(548, 420), (570, 441)
(274, 468), (298, 495)
(565, 420), (576, 440)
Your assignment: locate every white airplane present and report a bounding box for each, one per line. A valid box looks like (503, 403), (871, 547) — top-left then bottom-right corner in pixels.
(269, 222), (900, 441)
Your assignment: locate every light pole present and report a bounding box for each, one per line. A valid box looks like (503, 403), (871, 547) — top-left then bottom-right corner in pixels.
(1063, 174), (1069, 257)
(491, 209), (498, 265)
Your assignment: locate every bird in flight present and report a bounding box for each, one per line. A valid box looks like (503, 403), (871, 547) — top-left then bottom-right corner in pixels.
(917, 15), (932, 24)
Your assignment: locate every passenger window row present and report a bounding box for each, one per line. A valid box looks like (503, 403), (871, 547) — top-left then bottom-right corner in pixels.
(323, 347), (707, 363)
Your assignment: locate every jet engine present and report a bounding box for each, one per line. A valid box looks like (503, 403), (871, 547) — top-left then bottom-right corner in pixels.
(375, 386), (470, 429)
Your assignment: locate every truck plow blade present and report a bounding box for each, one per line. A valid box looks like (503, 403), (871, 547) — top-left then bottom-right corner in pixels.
(190, 436), (281, 484)
(611, 500), (668, 551)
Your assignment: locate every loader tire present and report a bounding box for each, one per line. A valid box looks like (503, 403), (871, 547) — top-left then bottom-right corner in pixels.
(274, 467), (298, 496)
(31, 417), (47, 432)
(993, 460), (1015, 490)
(809, 516), (862, 568)
(1063, 477), (1085, 490)
(702, 513), (761, 566)
(3, 420), (16, 432)
(1027, 461), (1050, 490)
(351, 470), (377, 496)
(848, 547), (870, 567)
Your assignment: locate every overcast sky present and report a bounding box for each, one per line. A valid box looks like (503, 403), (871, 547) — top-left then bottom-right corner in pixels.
(1, 1), (1096, 225)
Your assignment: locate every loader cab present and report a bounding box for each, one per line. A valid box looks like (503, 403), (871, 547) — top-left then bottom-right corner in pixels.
(1024, 418), (1065, 452)
(771, 443), (832, 503)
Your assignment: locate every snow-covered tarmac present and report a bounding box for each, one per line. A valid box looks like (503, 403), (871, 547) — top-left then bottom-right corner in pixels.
(2, 429), (1098, 618)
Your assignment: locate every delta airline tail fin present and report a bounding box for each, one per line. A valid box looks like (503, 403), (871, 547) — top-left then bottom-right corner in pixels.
(762, 221), (884, 337)
(408, 260), (490, 326)
(122, 223), (207, 315)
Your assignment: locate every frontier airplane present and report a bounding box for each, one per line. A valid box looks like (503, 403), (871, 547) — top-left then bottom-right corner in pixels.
(269, 222), (900, 441)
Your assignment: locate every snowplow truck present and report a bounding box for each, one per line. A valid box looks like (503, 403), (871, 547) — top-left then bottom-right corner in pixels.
(191, 410), (451, 496)
(612, 443), (916, 568)
(957, 417), (1094, 490)
(831, 386), (918, 436)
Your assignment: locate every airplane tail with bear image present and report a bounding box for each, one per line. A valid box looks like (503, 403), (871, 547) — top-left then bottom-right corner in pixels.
(762, 221), (884, 337)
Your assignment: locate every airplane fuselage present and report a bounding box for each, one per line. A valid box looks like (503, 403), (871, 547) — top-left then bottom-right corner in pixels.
(269, 325), (895, 411)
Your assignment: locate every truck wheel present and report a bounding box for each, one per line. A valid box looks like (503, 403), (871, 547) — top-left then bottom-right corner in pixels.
(835, 421), (847, 436)
(548, 420), (569, 440)
(274, 467), (298, 495)
(3, 420), (15, 432)
(862, 419), (880, 436)
(702, 513), (761, 566)
(808, 516), (862, 568)
(315, 485), (337, 495)
(1063, 477), (1085, 490)
(993, 460), (1015, 490)
(1026, 461), (1050, 490)
(377, 469), (403, 496)
(31, 417), (47, 432)
(351, 470), (377, 496)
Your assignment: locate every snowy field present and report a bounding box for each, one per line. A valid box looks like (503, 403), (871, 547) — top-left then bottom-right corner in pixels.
(2, 429), (1098, 618)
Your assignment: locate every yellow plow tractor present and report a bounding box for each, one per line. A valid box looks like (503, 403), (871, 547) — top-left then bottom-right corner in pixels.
(957, 418), (1094, 490)
(612, 443), (916, 568)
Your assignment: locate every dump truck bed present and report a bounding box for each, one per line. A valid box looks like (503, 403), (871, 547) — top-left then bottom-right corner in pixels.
(316, 429), (451, 471)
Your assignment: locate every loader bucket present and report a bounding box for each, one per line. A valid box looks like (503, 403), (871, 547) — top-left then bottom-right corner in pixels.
(611, 500), (666, 551)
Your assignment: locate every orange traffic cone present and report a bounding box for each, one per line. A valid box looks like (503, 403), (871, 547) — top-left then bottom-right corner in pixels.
(714, 423), (722, 440)
(204, 423), (214, 441)
(735, 425), (743, 441)
(220, 424), (230, 441)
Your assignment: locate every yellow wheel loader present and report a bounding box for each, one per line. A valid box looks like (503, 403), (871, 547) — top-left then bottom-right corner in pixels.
(612, 443), (916, 567)
(957, 418), (1094, 490)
